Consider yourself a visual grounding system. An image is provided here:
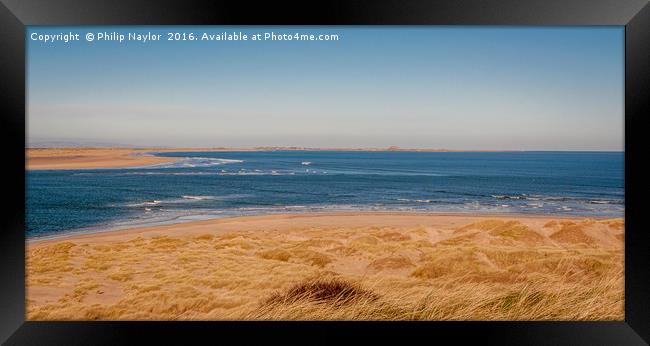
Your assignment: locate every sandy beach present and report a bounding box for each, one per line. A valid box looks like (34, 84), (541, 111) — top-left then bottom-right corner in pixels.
(26, 148), (178, 170)
(26, 212), (624, 320)
(26, 147), (254, 170)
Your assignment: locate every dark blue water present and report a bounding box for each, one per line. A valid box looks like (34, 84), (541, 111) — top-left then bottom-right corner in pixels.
(26, 151), (624, 238)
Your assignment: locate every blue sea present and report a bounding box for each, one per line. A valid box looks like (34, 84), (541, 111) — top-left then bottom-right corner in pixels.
(26, 151), (624, 238)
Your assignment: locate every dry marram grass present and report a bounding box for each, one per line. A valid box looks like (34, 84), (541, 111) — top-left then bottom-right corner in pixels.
(26, 214), (624, 320)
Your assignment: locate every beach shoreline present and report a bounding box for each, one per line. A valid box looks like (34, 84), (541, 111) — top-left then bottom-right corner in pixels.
(26, 211), (609, 247)
(26, 148), (176, 170)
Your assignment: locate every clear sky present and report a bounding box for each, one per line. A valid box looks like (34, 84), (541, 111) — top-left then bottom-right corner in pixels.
(27, 26), (624, 150)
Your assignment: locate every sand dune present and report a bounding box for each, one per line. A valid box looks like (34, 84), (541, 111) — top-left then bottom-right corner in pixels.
(26, 213), (624, 320)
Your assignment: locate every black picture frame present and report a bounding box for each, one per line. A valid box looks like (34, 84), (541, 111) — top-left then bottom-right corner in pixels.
(1, 0), (648, 344)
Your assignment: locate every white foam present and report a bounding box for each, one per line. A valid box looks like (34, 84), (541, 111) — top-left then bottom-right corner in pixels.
(127, 200), (162, 207)
(182, 195), (215, 200)
(396, 198), (432, 203)
(217, 171), (291, 176)
(142, 157), (243, 169)
(119, 171), (220, 176)
(125, 194), (251, 208)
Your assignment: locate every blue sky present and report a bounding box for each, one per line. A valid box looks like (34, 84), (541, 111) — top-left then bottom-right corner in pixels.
(27, 26), (624, 150)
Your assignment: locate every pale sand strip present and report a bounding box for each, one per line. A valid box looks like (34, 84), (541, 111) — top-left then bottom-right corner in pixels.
(26, 212), (624, 320)
(26, 148), (176, 170)
(26, 147), (252, 170)
(27, 211), (591, 247)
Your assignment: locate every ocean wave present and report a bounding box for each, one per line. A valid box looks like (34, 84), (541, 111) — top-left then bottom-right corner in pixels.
(126, 200), (163, 207)
(491, 194), (623, 205)
(116, 170), (298, 176)
(118, 171), (221, 176)
(142, 157), (244, 169)
(491, 195), (522, 200)
(588, 200), (620, 204)
(123, 194), (250, 208)
(181, 195), (216, 200)
(396, 198), (432, 203)
(217, 171), (286, 176)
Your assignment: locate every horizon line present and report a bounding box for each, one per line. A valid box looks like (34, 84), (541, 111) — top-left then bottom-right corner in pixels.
(25, 146), (625, 152)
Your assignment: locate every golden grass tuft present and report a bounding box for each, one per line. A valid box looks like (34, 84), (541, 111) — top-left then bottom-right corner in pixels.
(263, 277), (380, 306)
(293, 250), (332, 268)
(411, 262), (450, 279)
(297, 238), (343, 249)
(214, 237), (256, 250)
(28, 242), (76, 274)
(455, 219), (513, 233)
(257, 248), (291, 262)
(367, 255), (415, 272)
(376, 231), (411, 242)
(437, 232), (479, 246)
(109, 271), (134, 282)
(549, 224), (596, 245)
(327, 246), (359, 256)
(194, 234), (214, 241)
(487, 222), (544, 242)
(32, 242), (76, 256)
(454, 220), (544, 245)
(600, 219), (624, 230)
(146, 236), (187, 251)
(349, 235), (380, 246)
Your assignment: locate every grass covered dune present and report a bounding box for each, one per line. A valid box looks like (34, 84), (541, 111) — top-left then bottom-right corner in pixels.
(26, 213), (624, 320)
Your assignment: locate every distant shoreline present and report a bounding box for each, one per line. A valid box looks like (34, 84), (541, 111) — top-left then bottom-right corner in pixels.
(26, 147), (623, 171)
(26, 147), (511, 171)
(27, 146), (624, 152)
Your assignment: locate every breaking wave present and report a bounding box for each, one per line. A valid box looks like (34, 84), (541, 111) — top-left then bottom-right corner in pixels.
(142, 157), (243, 169)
